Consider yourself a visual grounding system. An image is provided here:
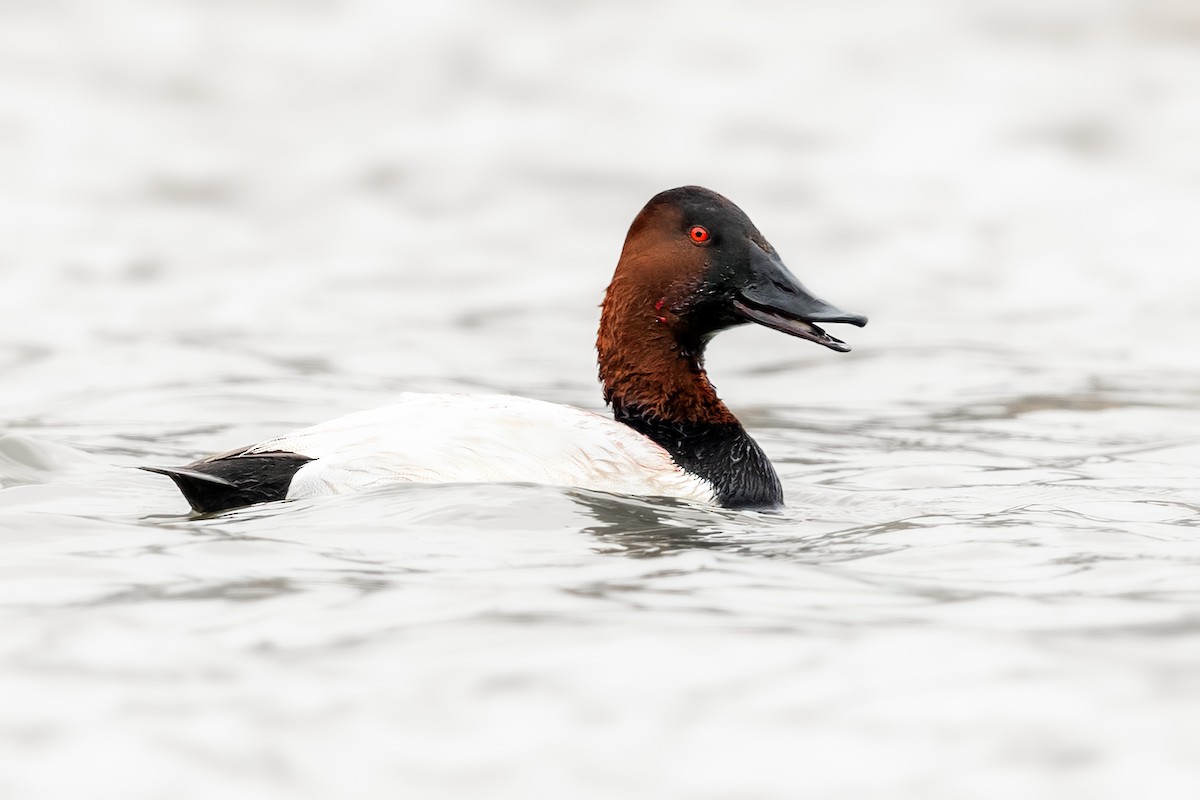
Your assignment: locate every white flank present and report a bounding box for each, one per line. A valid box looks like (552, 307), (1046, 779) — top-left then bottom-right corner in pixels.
(243, 393), (717, 504)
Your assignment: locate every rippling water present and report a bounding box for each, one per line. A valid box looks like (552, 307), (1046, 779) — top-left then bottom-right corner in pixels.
(3, 1), (1200, 798)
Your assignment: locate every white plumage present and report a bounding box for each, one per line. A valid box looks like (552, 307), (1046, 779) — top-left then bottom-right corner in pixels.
(244, 393), (716, 504)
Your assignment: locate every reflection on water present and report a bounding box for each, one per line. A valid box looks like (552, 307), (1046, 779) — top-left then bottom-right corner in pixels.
(3, 0), (1200, 797)
(572, 490), (907, 565)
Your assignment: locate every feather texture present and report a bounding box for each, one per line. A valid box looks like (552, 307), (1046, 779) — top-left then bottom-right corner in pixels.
(242, 393), (717, 504)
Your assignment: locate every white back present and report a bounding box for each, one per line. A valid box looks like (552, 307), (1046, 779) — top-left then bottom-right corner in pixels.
(244, 393), (716, 504)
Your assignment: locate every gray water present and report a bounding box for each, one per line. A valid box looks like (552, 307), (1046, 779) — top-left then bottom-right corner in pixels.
(2, 1), (1200, 798)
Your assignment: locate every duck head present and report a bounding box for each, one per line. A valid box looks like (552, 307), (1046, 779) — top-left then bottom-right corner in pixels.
(598, 186), (867, 421)
(601, 186), (865, 353)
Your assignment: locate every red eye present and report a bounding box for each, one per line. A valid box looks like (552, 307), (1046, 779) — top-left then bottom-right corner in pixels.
(689, 226), (710, 244)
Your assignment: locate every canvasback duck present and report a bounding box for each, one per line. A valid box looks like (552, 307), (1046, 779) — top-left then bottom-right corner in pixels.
(144, 186), (866, 512)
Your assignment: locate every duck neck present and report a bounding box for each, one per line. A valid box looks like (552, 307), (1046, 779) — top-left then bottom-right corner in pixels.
(596, 308), (783, 509)
(598, 318), (735, 426)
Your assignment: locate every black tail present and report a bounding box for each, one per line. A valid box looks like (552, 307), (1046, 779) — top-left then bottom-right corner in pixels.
(141, 452), (314, 514)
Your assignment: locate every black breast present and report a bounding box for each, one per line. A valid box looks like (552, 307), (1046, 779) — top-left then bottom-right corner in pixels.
(613, 405), (783, 509)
